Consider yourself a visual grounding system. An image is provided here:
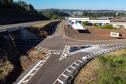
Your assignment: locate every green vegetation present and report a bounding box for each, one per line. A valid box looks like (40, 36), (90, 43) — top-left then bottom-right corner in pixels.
(97, 24), (114, 29)
(0, 0), (48, 24)
(83, 21), (115, 29)
(41, 9), (70, 20)
(97, 51), (126, 84)
(16, 1), (35, 11)
(74, 49), (126, 84)
(83, 21), (89, 26)
(0, 60), (13, 80)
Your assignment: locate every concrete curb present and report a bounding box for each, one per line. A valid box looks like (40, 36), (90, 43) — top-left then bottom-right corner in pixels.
(53, 45), (126, 84)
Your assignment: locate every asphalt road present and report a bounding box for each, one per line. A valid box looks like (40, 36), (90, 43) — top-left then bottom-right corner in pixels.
(0, 20), (53, 31)
(25, 21), (126, 84)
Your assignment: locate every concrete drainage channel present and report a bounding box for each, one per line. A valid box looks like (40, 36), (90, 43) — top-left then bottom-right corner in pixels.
(53, 45), (126, 84)
(14, 50), (51, 84)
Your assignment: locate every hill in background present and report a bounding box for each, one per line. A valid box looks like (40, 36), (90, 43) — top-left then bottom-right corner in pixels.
(40, 9), (70, 19)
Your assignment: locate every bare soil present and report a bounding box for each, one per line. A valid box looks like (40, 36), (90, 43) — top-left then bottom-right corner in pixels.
(65, 25), (126, 40)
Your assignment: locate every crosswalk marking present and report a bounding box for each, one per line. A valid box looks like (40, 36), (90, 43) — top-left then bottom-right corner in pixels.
(57, 79), (64, 84)
(35, 47), (51, 54)
(74, 62), (79, 66)
(66, 69), (72, 73)
(40, 48), (45, 51)
(62, 74), (68, 78)
(59, 45), (70, 61)
(77, 60), (83, 63)
(53, 45), (126, 84)
(70, 66), (76, 69)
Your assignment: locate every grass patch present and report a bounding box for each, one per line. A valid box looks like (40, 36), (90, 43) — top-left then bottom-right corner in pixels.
(97, 25), (115, 30)
(74, 49), (126, 84)
(0, 60), (13, 80)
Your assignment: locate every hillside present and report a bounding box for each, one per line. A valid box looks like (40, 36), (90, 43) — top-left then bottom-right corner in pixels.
(0, 21), (59, 84)
(74, 49), (126, 84)
(0, 0), (49, 25)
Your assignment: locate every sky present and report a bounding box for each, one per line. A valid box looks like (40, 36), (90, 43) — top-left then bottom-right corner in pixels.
(19, 0), (126, 10)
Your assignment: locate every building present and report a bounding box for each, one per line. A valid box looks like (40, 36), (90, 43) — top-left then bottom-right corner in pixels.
(87, 20), (110, 25)
(67, 17), (90, 22)
(69, 20), (86, 30)
(67, 17), (126, 29)
(111, 22), (126, 29)
(67, 17), (110, 26)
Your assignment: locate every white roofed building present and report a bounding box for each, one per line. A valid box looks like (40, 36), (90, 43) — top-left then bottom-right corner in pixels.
(88, 20), (110, 24)
(67, 17), (110, 25)
(67, 17), (89, 22)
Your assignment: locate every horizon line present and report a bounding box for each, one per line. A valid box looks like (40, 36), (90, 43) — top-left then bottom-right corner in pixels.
(37, 8), (126, 11)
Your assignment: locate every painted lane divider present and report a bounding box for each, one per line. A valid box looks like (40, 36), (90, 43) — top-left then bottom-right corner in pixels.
(16, 60), (44, 84)
(15, 51), (51, 84)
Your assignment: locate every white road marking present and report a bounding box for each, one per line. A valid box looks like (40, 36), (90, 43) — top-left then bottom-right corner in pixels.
(59, 45), (70, 61)
(52, 52), (61, 55)
(54, 44), (126, 84)
(66, 69), (72, 73)
(62, 74), (68, 78)
(70, 66), (76, 69)
(16, 49), (51, 84)
(74, 62), (79, 66)
(57, 79), (64, 84)
(78, 60), (83, 63)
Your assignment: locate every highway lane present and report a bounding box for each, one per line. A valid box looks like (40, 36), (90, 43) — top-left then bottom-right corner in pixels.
(0, 20), (54, 31)
(24, 22), (126, 84)
(27, 51), (84, 84)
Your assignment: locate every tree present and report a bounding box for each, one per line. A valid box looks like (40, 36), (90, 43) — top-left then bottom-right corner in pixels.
(29, 4), (34, 11)
(0, 0), (13, 4)
(16, 1), (28, 10)
(41, 9), (70, 20)
(0, 0), (13, 6)
(83, 21), (88, 26)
